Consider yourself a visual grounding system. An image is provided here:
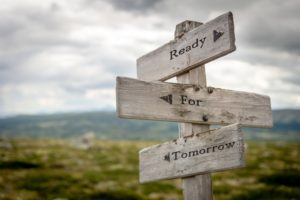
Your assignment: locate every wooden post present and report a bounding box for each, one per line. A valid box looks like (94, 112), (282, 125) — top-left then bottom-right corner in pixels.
(176, 21), (213, 200)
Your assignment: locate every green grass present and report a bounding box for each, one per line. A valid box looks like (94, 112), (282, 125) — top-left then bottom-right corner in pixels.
(0, 139), (299, 199)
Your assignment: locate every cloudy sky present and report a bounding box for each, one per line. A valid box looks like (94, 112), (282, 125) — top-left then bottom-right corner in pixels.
(0, 0), (299, 117)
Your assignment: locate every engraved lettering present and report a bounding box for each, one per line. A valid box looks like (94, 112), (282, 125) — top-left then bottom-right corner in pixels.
(181, 152), (188, 158)
(196, 100), (202, 106)
(199, 149), (205, 154)
(172, 151), (181, 160)
(179, 48), (185, 55)
(188, 99), (195, 105)
(192, 39), (199, 48)
(225, 142), (235, 148)
(213, 146), (217, 152)
(218, 145), (224, 150)
(181, 95), (187, 105)
(186, 46), (191, 52)
(180, 95), (202, 106)
(189, 150), (199, 157)
(206, 147), (212, 153)
(169, 37), (207, 60)
(165, 141), (238, 162)
(170, 50), (178, 60)
(199, 37), (206, 48)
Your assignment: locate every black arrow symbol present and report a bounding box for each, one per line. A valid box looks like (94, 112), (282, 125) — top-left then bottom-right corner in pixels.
(213, 30), (224, 42)
(160, 94), (172, 104)
(164, 153), (170, 162)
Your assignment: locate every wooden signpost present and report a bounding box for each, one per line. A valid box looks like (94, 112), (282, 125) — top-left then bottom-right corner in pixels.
(116, 11), (273, 200)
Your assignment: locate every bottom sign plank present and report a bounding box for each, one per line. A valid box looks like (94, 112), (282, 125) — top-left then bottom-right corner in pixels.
(139, 123), (245, 183)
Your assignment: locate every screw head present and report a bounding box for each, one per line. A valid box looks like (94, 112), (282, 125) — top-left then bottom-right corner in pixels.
(194, 86), (200, 91)
(202, 115), (208, 122)
(207, 87), (214, 94)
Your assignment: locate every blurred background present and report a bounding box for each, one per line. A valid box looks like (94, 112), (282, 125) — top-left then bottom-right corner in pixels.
(1, 0), (300, 116)
(0, 0), (299, 199)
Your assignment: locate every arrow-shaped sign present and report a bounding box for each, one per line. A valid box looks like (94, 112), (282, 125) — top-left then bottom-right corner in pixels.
(137, 12), (236, 81)
(116, 77), (273, 128)
(139, 123), (245, 183)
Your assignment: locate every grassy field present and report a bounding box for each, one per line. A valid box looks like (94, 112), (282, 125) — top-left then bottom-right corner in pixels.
(0, 139), (299, 200)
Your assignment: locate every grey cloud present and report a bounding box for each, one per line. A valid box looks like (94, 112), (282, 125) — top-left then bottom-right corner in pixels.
(104, 0), (160, 12)
(0, 3), (71, 62)
(61, 79), (116, 94)
(242, 17), (300, 55)
(239, 0), (300, 55)
(1, 0), (300, 117)
(0, 43), (133, 95)
(283, 76), (300, 89)
(229, 49), (300, 93)
(0, 2), (92, 52)
(101, 57), (135, 76)
(152, 0), (255, 25)
(0, 3), (93, 85)
(196, 1), (254, 10)
(231, 49), (300, 70)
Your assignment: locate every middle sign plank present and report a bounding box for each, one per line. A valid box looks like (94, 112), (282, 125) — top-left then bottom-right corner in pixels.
(116, 77), (273, 128)
(139, 123), (244, 183)
(137, 12), (236, 81)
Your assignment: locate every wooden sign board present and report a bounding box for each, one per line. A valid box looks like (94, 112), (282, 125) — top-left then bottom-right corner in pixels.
(137, 12), (236, 81)
(116, 77), (273, 128)
(139, 123), (244, 183)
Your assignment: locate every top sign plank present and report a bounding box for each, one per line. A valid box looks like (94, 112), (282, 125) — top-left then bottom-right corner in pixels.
(137, 12), (236, 81)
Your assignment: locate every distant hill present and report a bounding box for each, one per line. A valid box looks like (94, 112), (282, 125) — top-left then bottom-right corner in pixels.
(245, 109), (300, 140)
(0, 110), (299, 141)
(0, 112), (178, 140)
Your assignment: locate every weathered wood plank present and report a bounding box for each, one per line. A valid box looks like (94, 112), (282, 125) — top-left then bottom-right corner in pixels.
(137, 12), (236, 81)
(178, 66), (213, 200)
(182, 175), (212, 200)
(139, 123), (245, 183)
(116, 77), (273, 128)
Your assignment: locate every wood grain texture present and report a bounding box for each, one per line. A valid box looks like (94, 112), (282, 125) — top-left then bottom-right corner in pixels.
(139, 123), (245, 183)
(177, 66), (212, 200)
(174, 21), (203, 39)
(137, 12), (236, 81)
(116, 77), (273, 128)
(182, 175), (212, 200)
